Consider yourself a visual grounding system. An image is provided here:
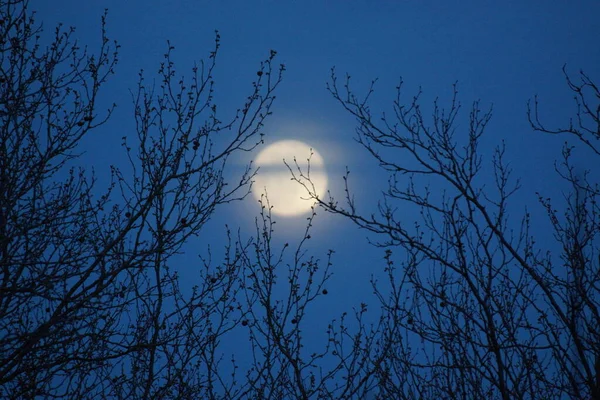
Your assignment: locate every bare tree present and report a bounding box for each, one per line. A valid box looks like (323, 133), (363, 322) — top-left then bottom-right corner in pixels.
(0, 2), (383, 399)
(528, 68), (600, 399)
(4, 1), (599, 399)
(0, 0), (287, 397)
(296, 66), (600, 399)
(228, 196), (383, 399)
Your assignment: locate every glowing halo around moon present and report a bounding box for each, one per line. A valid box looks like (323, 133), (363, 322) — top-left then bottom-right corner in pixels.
(252, 140), (327, 217)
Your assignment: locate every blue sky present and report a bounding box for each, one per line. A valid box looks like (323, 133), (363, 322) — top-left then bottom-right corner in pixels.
(34, 0), (600, 386)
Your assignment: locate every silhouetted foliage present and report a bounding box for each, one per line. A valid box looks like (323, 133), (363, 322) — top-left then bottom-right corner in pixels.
(297, 65), (600, 399)
(2, 1), (599, 399)
(0, 1), (296, 398)
(0, 2), (387, 399)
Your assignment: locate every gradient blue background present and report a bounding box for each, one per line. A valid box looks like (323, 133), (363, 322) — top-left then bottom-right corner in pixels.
(33, 0), (600, 386)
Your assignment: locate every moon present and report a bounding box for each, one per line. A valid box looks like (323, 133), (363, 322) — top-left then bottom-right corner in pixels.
(252, 140), (327, 217)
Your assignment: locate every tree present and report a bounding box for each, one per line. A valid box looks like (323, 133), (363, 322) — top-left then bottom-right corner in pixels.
(295, 66), (600, 398)
(3, 1), (599, 399)
(0, 2), (382, 398)
(0, 1), (286, 397)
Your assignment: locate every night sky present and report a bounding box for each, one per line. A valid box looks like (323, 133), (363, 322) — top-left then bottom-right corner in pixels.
(32, 0), (600, 390)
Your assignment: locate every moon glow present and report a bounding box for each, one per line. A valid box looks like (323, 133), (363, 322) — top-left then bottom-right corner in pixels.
(253, 140), (327, 217)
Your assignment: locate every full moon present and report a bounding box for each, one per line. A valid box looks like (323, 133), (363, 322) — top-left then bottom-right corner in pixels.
(252, 140), (328, 217)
